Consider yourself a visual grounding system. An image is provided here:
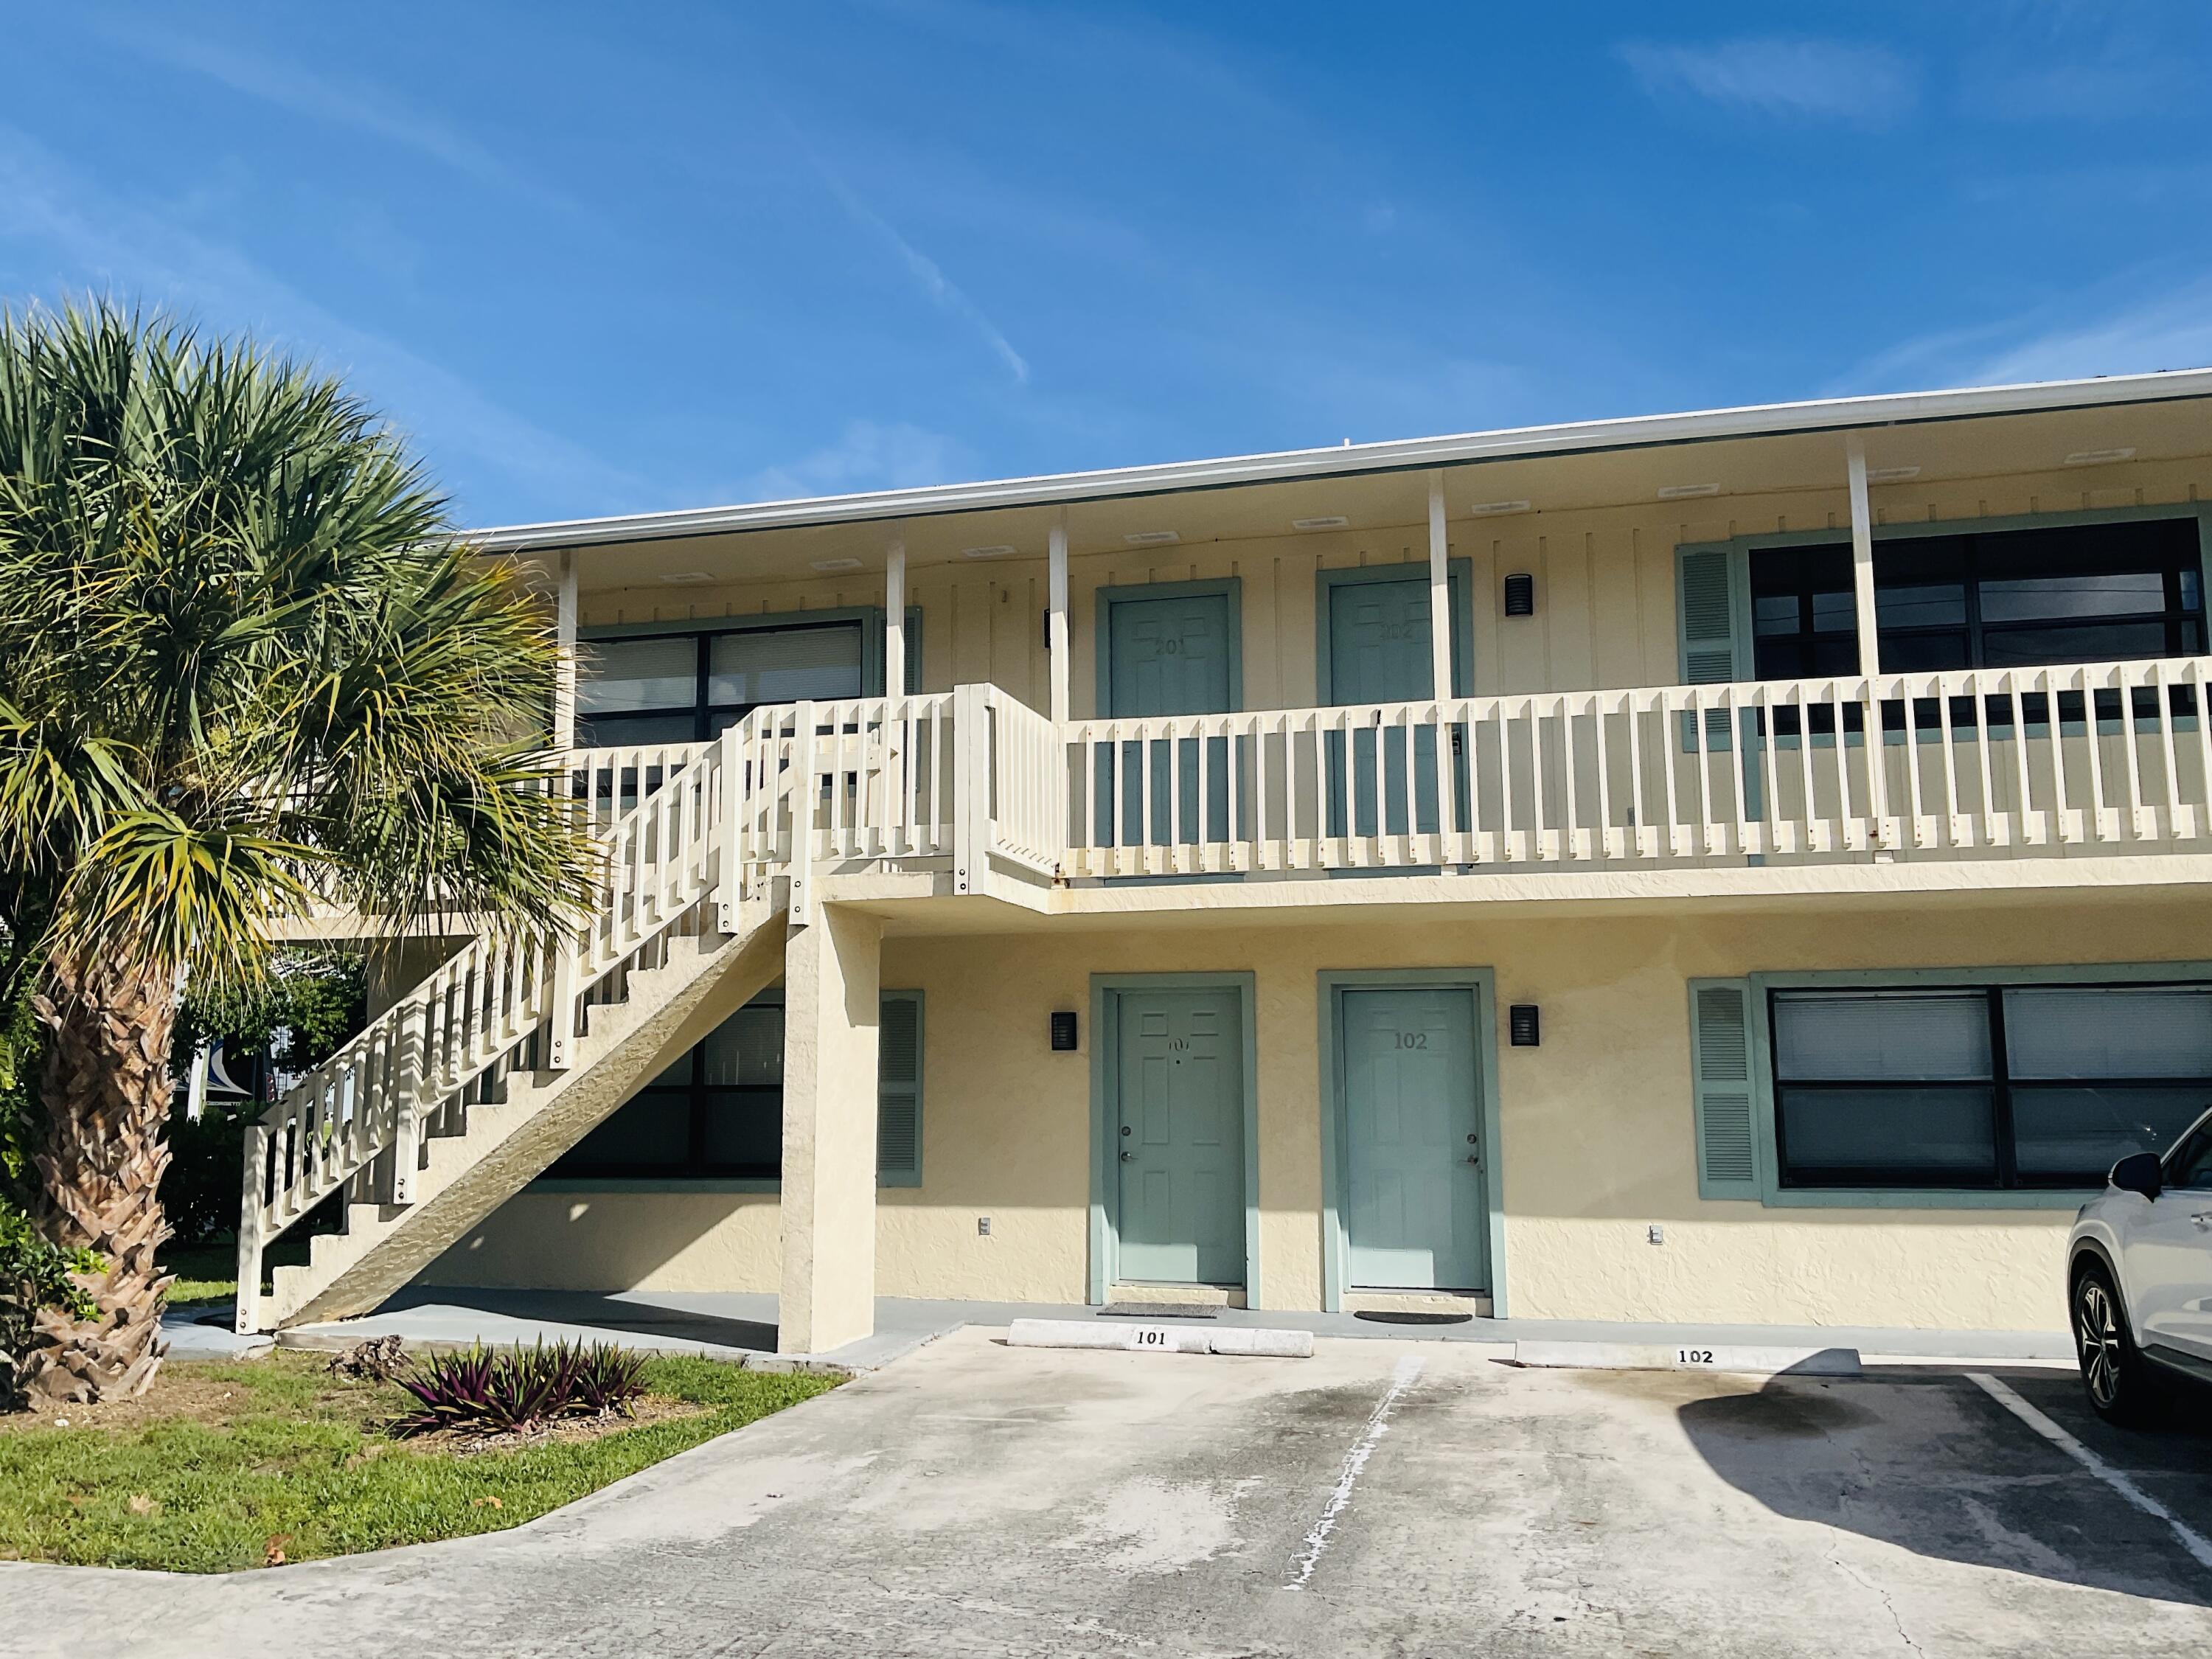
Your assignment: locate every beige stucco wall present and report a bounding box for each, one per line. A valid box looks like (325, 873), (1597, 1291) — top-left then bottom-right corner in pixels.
(422, 888), (2212, 1333)
(576, 453), (2212, 716)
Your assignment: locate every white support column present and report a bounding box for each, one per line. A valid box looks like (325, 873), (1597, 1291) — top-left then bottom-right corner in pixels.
(1846, 438), (1880, 678)
(1048, 510), (1071, 725)
(552, 550), (580, 751)
(883, 537), (907, 699)
(777, 903), (883, 1357)
(1427, 471), (1452, 698)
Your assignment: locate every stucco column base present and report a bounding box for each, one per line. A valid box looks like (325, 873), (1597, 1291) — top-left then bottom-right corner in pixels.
(778, 904), (883, 1355)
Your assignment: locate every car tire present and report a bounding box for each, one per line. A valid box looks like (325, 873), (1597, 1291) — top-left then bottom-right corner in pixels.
(2073, 1259), (2164, 1427)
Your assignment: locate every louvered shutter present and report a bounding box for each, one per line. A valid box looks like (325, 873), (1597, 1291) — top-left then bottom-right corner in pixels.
(1677, 545), (1750, 756)
(1677, 546), (1748, 685)
(877, 990), (924, 1186)
(1689, 979), (1761, 1199)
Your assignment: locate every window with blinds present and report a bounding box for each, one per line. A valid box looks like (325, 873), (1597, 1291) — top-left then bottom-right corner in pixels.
(1770, 981), (2212, 1189)
(577, 621), (867, 745)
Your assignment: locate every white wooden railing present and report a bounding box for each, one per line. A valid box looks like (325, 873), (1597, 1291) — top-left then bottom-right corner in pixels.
(240, 661), (2212, 1321)
(234, 694), (989, 1327)
(1060, 657), (2212, 877)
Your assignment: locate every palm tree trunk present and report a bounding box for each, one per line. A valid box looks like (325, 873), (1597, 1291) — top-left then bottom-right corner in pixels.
(21, 953), (176, 1405)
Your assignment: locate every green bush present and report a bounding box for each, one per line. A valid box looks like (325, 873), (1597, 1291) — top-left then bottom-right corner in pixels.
(163, 950), (368, 1247)
(0, 1199), (103, 1408)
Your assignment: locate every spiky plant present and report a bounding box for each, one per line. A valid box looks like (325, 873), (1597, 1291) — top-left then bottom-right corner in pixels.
(0, 300), (597, 1405)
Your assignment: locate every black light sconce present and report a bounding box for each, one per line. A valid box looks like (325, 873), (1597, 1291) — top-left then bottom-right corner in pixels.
(1050, 1010), (1079, 1051)
(1503, 573), (1536, 617)
(1509, 1004), (1541, 1047)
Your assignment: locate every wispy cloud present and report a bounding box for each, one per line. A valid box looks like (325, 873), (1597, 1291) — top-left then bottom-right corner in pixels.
(791, 134), (1031, 385)
(1829, 274), (2212, 393)
(1617, 37), (1919, 126)
(737, 420), (973, 503)
(0, 125), (641, 518)
(92, 13), (562, 204)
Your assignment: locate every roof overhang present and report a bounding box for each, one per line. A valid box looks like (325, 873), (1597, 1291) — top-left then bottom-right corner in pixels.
(471, 368), (2212, 557)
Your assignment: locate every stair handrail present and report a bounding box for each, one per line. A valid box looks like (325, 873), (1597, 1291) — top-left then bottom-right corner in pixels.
(234, 712), (797, 1329)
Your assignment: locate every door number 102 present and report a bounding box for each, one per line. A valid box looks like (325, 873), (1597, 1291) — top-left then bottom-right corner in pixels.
(1392, 1032), (1429, 1049)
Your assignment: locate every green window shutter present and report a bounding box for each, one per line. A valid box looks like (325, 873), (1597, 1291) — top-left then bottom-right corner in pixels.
(1688, 979), (1761, 1199)
(877, 990), (924, 1187)
(1677, 546), (1748, 685)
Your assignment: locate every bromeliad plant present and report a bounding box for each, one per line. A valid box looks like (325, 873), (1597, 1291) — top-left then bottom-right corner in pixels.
(386, 1340), (650, 1437)
(0, 301), (599, 1407)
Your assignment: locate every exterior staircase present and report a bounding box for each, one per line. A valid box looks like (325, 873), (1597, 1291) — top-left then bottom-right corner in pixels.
(234, 712), (817, 1332)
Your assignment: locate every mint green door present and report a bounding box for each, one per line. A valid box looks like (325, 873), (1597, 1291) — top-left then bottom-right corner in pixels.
(1339, 987), (1487, 1290)
(1114, 988), (1245, 1285)
(1324, 574), (1464, 838)
(1100, 591), (1234, 846)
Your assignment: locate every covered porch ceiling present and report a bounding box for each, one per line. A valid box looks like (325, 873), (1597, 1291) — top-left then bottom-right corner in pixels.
(487, 373), (2212, 594)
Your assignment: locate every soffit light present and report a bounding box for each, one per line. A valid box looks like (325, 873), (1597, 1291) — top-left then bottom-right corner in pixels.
(1657, 482), (1720, 500)
(2064, 447), (2137, 466)
(1865, 465), (1921, 483)
(961, 544), (1018, 559)
(656, 571), (717, 585)
(1469, 500), (1531, 517)
(810, 557), (864, 572)
(1124, 529), (1180, 546)
(1291, 515), (1349, 531)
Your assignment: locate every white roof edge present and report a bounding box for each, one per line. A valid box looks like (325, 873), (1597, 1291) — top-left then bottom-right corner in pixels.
(471, 368), (2212, 555)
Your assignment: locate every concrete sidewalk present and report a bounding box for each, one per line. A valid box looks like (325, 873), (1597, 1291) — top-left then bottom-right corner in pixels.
(166, 1284), (2076, 1369)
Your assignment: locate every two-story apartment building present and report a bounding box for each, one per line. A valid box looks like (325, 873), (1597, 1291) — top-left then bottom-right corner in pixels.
(236, 370), (2212, 1356)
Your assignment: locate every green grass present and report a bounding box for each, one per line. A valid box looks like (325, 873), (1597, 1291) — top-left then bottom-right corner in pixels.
(158, 1239), (309, 1306)
(0, 1351), (838, 1572)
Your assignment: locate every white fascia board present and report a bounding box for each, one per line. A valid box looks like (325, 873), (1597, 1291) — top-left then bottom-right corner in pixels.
(472, 368), (2212, 556)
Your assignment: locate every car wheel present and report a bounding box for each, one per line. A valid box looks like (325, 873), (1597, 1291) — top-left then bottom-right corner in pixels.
(2073, 1261), (2161, 1427)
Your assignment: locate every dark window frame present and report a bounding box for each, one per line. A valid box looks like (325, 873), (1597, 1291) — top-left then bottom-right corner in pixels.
(1769, 980), (2212, 1192)
(545, 990), (922, 1186)
(577, 618), (874, 747)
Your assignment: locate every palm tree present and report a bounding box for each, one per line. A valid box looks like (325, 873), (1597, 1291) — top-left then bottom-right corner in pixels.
(0, 302), (597, 1405)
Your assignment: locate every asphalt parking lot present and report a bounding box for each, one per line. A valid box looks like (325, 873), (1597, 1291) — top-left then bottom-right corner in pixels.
(5, 1326), (2211, 1657)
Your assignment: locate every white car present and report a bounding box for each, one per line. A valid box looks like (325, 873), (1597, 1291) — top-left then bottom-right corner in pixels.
(2068, 1104), (2212, 1424)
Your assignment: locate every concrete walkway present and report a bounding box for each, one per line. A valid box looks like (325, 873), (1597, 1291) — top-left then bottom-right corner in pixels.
(192, 1284), (2074, 1368)
(4, 1326), (2205, 1658)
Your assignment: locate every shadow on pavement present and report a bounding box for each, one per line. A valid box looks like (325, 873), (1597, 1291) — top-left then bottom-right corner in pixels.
(368, 1287), (779, 1353)
(1678, 1359), (2212, 1607)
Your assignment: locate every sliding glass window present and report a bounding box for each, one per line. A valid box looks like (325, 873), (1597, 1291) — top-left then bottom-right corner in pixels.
(1771, 981), (2212, 1191)
(577, 622), (866, 745)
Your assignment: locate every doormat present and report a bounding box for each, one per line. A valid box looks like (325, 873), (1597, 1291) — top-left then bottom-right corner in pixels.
(1353, 1310), (1475, 1326)
(1099, 1304), (1221, 1320)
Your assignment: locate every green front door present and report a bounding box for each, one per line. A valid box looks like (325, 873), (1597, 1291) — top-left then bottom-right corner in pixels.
(1338, 987), (1487, 1290)
(1101, 589), (1235, 846)
(1324, 574), (1463, 838)
(1113, 988), (1245, 1285)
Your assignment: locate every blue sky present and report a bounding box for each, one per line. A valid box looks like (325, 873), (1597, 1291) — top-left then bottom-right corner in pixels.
(5, 2), (2210, 526)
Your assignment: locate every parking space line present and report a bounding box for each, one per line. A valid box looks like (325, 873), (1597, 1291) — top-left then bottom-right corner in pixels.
(1284, 1355), (1424, 1590)
(1967, 1372), (2212, 1574)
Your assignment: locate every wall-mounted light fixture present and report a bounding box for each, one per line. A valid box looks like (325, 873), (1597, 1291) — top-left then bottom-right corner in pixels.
(1050, 1011), (1079, 1051)
(1503, 573), (1536, 617)
(1509, 1004), (1541, 1047)
(1123, 529), (1180, 546)
(810, 557), (864, 572)
(1469, 499), (1531, 517)
(962, 544), (1017, 559)
(1291, 515), (1349, 532)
